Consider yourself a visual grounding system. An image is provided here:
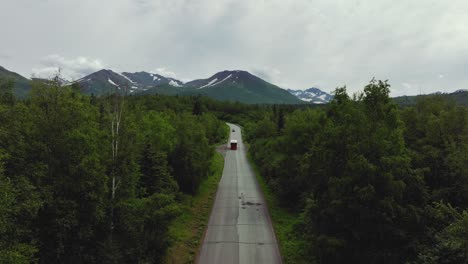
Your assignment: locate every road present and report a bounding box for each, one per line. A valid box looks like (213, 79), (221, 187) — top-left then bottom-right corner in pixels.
(197, 123), (282, 264)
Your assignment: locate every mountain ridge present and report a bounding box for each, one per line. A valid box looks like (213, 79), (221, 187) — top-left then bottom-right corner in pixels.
(65, 69), (185, 95)
(287, 87), (334, 104)
(176, 70), (302, 104)
(0, 66), (302, 104)
(0, 65), (32, 98)
(1, 65), (467, 105)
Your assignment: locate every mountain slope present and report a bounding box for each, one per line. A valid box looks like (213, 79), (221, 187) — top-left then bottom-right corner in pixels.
(8, 65), (466, 106)
(287, 87), (333, 104)
(182, 70), (303, 104)
(74, 70), (184, 95)
(0, 66), (31, 98)
(139, 83), (191, 96)
(393, 90), (468, 106)
(75, 69), (140, 95)
(121, 72), (183, 87)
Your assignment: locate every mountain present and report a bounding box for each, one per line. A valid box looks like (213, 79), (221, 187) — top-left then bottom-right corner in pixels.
(0, 66), (31, 98)
(7, 64), (465, 106)
(0, 66), (305, 104)
(73, 70), (184, 95)
(120, 72), (183, 87)
(393, 90), (468, 106)
(181, 70), (302, 104)
(287, 87), (333, 104)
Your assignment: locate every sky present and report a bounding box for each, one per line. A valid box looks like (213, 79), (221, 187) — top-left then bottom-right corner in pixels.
(1, 0), (467, 96)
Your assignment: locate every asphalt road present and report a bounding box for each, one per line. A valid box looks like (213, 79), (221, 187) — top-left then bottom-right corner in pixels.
(198, 123), (282, 264)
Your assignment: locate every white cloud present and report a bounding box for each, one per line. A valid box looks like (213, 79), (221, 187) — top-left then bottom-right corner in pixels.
(400, 82), (423, 96)
(31, 67), (61, 79)
(151, 67), (177, 79)
(402, 83), (412, 90)
(2, 0), (468, 95)
(251, 67), (291, 87)
(0, 51), (12, 60)
(32, 54), (105, 80)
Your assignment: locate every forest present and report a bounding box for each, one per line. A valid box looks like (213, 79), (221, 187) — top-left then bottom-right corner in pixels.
(242, 80), (468, 263)
(0, 76), (467, 263)
(0, 77), (227, 263)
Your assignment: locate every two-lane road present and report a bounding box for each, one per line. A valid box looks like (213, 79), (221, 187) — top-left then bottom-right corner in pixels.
(198, 124), (282, 264)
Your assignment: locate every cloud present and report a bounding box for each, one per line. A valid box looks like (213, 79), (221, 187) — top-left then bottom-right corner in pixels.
(2, 0), (468, 95)
(401, 82), (422, 96)
(250, 67), (291, 87)
(32, 54), (105, 80)
(0, 52), (12, 60)
(151, 67), (177, 79)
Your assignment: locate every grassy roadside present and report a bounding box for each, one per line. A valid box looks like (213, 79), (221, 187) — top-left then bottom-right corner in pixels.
(165, 151), (224, 264)
(164, 124), (228, 264)
(247, 153), (308, 264)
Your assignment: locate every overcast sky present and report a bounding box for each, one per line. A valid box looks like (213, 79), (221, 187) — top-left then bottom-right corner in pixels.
(1, 0), (467, 96)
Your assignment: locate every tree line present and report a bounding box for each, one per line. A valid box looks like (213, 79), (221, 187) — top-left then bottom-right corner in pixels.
(0, 77), (226, 263)
(1, 75), (466, 263)
(243, 80), (468, 263)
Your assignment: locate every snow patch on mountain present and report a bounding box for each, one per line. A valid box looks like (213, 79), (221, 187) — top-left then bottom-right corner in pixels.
(169, 80), (182, 87)
(318, 94), (327, 100)
(287, 87), (333, 104)
(108, 78), (118, 86)
(198, 78), (218, 89)
(212, 74), (232, 86)
(197, 74), (233, 89)
(117, 72), (136, 84)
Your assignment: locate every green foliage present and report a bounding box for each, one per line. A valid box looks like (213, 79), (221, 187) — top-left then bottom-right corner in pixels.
(248, 153), (312, 264)
(401, 97), (468, 208)
(166, 151), (225, 263)
(436, 211), (468, 262)
(244, 80), (468, 263)
(170, 113), (213, 194)
(393, 91), (468, 106)
(0, 75), (227, 263)
(0, 78), (15, 105)
(300, 83), (426, 263)
(0, 150), (40, 264)
(26, 79), (108, 263)
(0, 66), (31, 98)
(415, 209), (468, 264)
(113, 193), (181, 263)
(1, 72), (466, 263)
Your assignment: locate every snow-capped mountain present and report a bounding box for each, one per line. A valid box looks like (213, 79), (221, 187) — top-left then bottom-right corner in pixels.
(120, 71), (183, 87)
(2, 64), (467, 105)
(181, 70), (302, 104)
(184, 70), (243, 89)
(73, 69), (184, 95)
(287, 87), (333, 104)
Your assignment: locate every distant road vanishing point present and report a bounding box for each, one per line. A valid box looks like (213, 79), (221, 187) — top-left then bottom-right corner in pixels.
(197, 123), (282, 264)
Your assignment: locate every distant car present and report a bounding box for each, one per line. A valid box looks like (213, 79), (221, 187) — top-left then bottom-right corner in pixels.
(232, 129), (235, 132)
